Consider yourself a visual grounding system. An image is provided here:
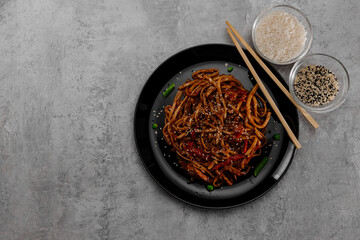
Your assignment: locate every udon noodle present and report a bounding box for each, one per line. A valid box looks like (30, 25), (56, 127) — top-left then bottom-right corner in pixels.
(163, 68), (271, 187)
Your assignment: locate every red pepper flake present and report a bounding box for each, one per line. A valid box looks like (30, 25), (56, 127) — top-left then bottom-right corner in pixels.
(233, 126), (244, 142)
(213, 153), (244, 170)
(224, 89), (238, 101)
(253, 146), (260, 153)
(233, 132), (241, 140)
(237, 89), (248, 102)
(242, 140), (248, 153)
(183, 141), (210, 161)
(190, 126), (199, 139)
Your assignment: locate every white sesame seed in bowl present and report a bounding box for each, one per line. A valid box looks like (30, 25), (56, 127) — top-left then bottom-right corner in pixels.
(252, 5), (313, 65)
(289, 53), (350, 113)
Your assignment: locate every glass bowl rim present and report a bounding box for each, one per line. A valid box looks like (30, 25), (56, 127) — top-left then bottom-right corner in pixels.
(252, 4), (313, 65)
(289, 53), (350, 113)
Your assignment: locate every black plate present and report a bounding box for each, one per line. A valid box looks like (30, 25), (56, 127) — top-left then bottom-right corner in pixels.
(134, 44), (299, 208)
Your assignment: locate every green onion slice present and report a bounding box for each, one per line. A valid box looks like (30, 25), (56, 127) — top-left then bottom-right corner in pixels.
(273, 134), (280, 140)
(206, 184), (214, 191)
(254, 157), (268, 177)
(163, 83), (175, 98)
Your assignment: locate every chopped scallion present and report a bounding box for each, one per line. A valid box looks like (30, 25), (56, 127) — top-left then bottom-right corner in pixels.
(254, 157), (268, 177)
(206, 184), (214, 191)
(163, 83), (175, 98)
(273, 134), (280, 140)
(152, 123), (158, 129)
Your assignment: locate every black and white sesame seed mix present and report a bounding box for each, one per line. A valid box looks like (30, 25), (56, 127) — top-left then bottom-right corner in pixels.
(294, 65), (339, 106)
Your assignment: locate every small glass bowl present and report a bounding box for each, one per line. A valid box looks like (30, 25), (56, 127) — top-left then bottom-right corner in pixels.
(252, 5), (313, 65)
(289, 54), (350, 113)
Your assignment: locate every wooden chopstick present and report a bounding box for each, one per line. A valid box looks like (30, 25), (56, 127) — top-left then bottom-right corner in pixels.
(226, 21), (319, 129)
(226, 28), (301, 149)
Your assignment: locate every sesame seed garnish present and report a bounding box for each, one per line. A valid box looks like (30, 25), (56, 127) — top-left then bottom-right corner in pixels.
(294, 65), (339, 106)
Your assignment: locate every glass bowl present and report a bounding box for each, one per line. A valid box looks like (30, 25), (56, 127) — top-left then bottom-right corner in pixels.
(289, 54), (350, 113)
(252, 5), (313, 65)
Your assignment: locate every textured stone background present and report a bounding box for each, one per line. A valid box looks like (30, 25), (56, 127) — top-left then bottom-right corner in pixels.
(0, 0), (359, 239)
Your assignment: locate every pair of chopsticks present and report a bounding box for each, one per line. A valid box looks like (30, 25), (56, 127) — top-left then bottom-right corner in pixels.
(226, 21), (319, 149)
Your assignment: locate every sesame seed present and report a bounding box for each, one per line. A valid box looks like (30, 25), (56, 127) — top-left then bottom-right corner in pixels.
(294, 65), (339, 106)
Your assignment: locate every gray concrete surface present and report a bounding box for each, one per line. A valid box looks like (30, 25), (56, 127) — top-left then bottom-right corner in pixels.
(0, 0), (359, 239)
